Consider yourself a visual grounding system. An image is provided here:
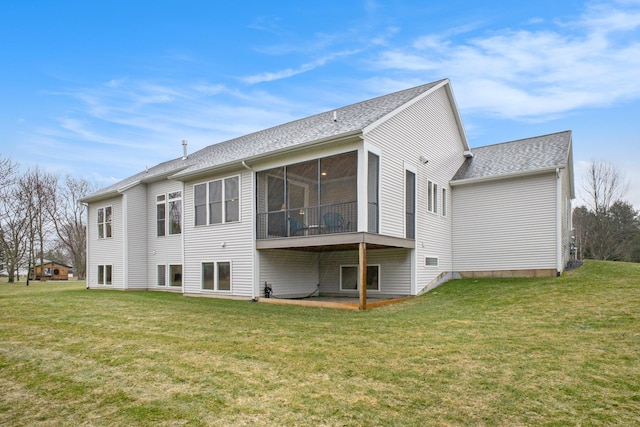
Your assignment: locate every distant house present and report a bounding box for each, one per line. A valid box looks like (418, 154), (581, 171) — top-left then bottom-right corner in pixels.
(34, 260), (72, 281)
(80, 79), (574, 308)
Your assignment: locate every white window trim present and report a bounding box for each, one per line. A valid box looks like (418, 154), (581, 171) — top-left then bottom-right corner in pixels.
(425, 256), (439, 267)
(156, 195), (166, 237)
(167, 191), (182, 235)
(97, 264), (113, 285)
(156, 192), (182, 236)
(156, 264), (166, 287)
(97, 206), (113, 239)
(339, 264), (380, 292)
(427, 180), (439, 214)
(441, 187), (447, 217)
(168, 264), (183, 288)
(201, 261), (233, 292)
(194, 175), (241, 226)
(404, 162), (417, 239)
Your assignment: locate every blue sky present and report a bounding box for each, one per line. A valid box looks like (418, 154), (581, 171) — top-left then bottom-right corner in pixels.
(1, 0), (639, 208)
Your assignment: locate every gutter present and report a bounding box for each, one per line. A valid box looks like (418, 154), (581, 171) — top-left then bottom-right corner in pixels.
(168, 129), (363, 181)
(450, 165), (566, 187)
(556, 167), (563, 275)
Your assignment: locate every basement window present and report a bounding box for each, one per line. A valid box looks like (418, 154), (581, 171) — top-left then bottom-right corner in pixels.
(425, 257), (439, 267)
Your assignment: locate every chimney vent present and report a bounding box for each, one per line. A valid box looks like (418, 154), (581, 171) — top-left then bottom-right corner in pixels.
(182, 140), (188, 160)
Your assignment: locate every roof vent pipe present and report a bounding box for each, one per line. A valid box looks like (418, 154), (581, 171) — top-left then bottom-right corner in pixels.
(333, 110), (337, 122)
(182, 140), (188, 160)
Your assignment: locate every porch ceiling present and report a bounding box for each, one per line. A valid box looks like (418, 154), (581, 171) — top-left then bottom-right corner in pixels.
(255, 232), (415, 252)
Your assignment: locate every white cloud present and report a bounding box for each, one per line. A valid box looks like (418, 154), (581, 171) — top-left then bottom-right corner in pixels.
(371, 2), (640, 120)
(241, 49), (361, 84)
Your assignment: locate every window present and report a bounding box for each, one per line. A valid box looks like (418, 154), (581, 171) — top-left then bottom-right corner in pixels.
(156, 192), (182, 236)
(368, 152), (379, 233)
(168, 192), (182, 234)
(194, 176), (240, 226)
(442, 188), (447, 217)
(97, 265), (112, 285)
(194, 183), (207, 226)
(97, 206), (112, 238)
(202, 261), (231, 291)
(209, 180), (222, 224)
(225, 177), (239, 223)
(425, 257), (439, 267)
(406, 170), (416, 239)
(157, 265), (166, 286)
(427, 181), (439, 214)
(169, 265), (182, 287)
(340, 265), (380, 291)
(156, 195), (166, 236)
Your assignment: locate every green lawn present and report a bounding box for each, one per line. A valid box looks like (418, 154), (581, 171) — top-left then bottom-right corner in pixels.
(1, 261), (639, 426)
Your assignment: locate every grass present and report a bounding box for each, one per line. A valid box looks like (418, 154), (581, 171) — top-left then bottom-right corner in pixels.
(1, 261), (639, 426)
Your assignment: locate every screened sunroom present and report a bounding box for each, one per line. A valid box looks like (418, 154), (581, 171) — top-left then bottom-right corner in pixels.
(256, 151), (372, 239)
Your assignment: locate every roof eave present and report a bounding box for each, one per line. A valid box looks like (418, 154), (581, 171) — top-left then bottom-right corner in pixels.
(169, 129), (363, 181)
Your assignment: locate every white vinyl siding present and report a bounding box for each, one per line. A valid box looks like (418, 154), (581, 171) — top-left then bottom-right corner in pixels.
(319, 248), (412, 296)
(87, 196), (124, 288)
(124, 185), (148, 289)
(452, 173), (557, 272)
(147, 180), (183, 291)
(364, 85), (466, 293)
(183, 170), (254, 297)
(258, 250), (319, 298)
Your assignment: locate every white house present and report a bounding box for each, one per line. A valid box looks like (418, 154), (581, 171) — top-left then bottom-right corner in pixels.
(81, 79), (574, 309)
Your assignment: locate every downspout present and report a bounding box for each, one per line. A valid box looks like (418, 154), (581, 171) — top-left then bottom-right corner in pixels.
(556, 168), (562, 276)
(122, 193), (128, 289)
(242, 160), (258, 300)
(181, 181), (186, 295)
(82, 202), (89, 289)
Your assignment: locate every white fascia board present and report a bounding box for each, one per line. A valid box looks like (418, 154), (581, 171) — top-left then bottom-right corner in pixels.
(362, 79), (449, 135)
(449, 166), (565, 187)
(361, 79), (470, 151)
(443, 82), (471, 152)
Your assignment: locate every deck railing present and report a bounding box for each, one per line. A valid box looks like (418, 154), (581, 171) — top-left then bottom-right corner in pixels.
(256, 201), (357, 239)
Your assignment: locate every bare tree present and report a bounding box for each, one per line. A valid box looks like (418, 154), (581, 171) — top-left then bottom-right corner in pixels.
(0, 155), (21, 280)
(19, 168), (58, 281)
(47, 175), (95, 279)
(575, 160), (636, 261)
(0, 183), (30, 282)
(582, 161), (629, 214)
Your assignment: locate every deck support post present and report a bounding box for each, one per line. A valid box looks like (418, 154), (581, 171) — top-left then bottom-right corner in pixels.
(359, 241), (367, 310)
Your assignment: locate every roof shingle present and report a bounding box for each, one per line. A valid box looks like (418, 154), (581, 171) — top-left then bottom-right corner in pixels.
(452, 131), (572, 182)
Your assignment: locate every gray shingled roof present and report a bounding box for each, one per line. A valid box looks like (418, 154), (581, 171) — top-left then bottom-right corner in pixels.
(452, 130), (572, 182)
(84, 79), (445, 201)
(173, 79), (444, 178)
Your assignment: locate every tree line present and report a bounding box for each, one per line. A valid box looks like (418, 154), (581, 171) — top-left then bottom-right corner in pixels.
(573, 161), (640, 263)
(0, 154), (96, 282)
